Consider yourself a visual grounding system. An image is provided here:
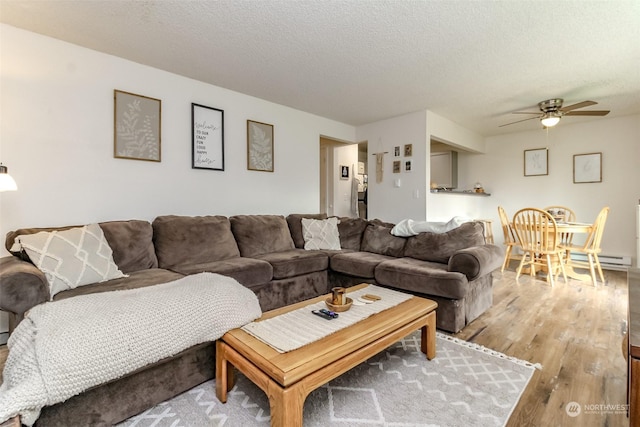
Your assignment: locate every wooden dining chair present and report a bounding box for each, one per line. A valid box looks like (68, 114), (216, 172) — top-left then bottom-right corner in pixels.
(543, 205), (576, 223)
(544, 205), (577, 258)
(512, 207), (567, 286)
(559, 207), (610, 286)
(497, 206), (520, 272)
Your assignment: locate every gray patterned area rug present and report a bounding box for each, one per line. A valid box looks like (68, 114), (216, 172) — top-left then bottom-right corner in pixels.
(118, 332), (540, 427)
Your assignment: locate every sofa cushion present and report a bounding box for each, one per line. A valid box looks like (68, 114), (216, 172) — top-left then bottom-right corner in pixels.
(286, 213), (327, 248)
(230, 215), (295, 257)
(330, 251), (396, 279)
(336, 217), (368, 250)
(153, 215), (240, 269)
(255, 249), (329, 280)
(169, 258), (273, 289)
(13, 224), (126, 299)
(52, 268), (184, 301)
(404, 221), (485, 263)
(361, 224), (406, 257)
(375, 257), (468, 299)
(99, 220), (158, 273)
(448, 244), (504, 281)
(302, 217), (341, 250)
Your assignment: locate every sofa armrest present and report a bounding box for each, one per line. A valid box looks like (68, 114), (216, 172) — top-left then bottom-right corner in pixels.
(448, 244), (504, 281)
(0, 256), (49, 330)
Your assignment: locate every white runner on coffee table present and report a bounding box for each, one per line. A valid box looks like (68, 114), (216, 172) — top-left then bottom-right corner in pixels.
(241, 284), (413, 353)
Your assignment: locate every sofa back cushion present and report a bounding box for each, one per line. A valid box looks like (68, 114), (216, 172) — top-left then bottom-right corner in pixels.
(11, 223), (127, 298)
(153, 215), (240, 268)
(336, 217), (368, 250)
(6, 220), (158, 273)
(99, 220), (159, 272)
(286, 213), (327, 248)
(404, 221), (485, 263)
(230, 215), (295, 257)
(361, 224), (406, 257)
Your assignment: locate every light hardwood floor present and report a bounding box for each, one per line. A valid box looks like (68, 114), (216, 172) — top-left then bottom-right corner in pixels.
(0, 267), (630, 426)
(456, 266), (629, 427)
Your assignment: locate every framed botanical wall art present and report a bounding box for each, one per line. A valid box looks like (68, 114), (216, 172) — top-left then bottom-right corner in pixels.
(404, 144), (413, 157)
(114, 90), (161, 162)
(192, 103), (224, 171)
(524, 148), (548, 176)
(573, 152), (602, 183)
(247, 120), (274, 172)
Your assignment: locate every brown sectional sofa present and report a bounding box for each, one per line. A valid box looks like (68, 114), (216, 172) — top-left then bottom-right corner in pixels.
(0, 213), (502, 426)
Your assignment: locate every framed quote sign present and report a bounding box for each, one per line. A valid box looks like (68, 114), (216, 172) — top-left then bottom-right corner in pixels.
(192, 103), (224, 171)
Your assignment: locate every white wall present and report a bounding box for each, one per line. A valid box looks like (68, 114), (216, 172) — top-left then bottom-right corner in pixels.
(425, 111), (488, 221)
(0, 24), (356, 241)
(356, 111), (427, 223)
(0, 24), (356, 336)
(464, 115), (640, 261)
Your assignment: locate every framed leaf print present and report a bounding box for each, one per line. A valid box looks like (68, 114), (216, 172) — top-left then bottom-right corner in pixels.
(114, 90), (161, 162)
(247, 120), (274, 172)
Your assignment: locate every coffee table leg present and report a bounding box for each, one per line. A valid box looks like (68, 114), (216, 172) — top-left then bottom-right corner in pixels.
(269, 383), (304, 427)
(215, 340), (236, 403)
(420, 311), (437, 360)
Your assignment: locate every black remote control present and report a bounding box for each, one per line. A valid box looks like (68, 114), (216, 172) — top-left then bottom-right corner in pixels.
(312, 309), (334, 320)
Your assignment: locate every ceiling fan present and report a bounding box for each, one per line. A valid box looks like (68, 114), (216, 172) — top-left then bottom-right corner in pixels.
(499, 98), (610, 128)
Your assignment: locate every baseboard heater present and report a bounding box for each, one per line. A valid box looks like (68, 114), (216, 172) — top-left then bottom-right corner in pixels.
(570, 253), (632, 270)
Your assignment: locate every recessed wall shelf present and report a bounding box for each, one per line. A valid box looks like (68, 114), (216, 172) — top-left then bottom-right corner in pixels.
(430, 189), (491, 197)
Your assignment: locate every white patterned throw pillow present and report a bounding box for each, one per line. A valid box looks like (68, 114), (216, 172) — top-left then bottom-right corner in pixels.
(14, 223), (126, 298)
(301, 217), (341, 250)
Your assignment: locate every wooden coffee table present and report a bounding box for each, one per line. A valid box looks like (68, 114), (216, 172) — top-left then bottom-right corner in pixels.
(215, 284), (438, 426)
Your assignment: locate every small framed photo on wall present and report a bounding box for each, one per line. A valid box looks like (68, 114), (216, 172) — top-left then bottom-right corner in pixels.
(394, 146), (400, 157)
(405, 160), (412, 172)
(340, 165), (349, 180)
(573, 152), (602, 183)
(393, 160), (401, 173)
(404, 144), (413, 157)
(524, 148), (548, 176)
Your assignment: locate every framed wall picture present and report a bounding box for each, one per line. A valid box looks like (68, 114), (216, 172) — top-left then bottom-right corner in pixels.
(405, 160), (412, 172)
(524, 148), (548, 176)
(247, 120), (274, 172)
(192, 103), (224, 170)
(404, 144), (413, 157)
(573, 152), (602, 183)
(114, 90), (161, 162)
(394, 146), (400, 157)
(393, 160), (401, 173)
(340, 165), (349, 180)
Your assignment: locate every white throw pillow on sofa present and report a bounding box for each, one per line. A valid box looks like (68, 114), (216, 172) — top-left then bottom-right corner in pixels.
(14, 223), (126, 298)
(301, 217), (341, 250)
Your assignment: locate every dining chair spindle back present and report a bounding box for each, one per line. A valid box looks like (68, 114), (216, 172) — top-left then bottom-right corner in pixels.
(497, 206), (520, 272)
(560, 206), (610, 286)
(512, 207), (567, 287)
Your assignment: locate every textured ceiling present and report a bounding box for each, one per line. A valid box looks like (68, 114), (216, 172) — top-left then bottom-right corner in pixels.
(1, 0), (639, 137)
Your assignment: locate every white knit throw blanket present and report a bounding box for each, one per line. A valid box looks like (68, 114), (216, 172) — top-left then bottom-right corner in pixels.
(0, 272), (262, 426)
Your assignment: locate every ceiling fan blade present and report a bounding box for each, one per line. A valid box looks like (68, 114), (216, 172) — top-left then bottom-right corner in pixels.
(564, 110), (610, 116)
(560, 100), (597, 112)
(499, 115), (542, 127)
(511, 111), (542, 115)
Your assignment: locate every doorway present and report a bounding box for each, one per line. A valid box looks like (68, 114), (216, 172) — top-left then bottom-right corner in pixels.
(319, 138), (368, 218)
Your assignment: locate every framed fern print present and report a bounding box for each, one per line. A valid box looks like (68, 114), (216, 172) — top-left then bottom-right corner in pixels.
(114, 90), (161, 162)
(247, 120), (274, 172)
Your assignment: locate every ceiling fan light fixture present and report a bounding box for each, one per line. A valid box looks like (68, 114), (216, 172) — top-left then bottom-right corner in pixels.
(540, 114), (560, 127)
